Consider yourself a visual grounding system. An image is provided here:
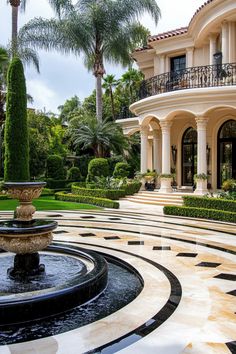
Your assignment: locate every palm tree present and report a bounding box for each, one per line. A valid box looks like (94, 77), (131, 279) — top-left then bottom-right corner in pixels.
(20, 0), (160, 121)
(102, 75), (119, 121)
(120, 68), (144, 102)
(71, 117), (128, 158)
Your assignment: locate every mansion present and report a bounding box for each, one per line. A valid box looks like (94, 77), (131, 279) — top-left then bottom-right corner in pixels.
(117, 0), (236, 194)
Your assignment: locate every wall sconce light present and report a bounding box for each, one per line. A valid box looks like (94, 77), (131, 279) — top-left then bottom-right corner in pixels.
(206, 144), (211, 166)
(171, 145), (177, 165)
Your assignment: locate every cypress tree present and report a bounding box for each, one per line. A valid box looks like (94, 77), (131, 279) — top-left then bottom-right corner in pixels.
(4, 57), (29, 181)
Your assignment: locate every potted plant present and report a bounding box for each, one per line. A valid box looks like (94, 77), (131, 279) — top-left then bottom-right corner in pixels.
(194, 173), (208, 195)
(159, 173), (173, 193)
(143, 170), (157, 191)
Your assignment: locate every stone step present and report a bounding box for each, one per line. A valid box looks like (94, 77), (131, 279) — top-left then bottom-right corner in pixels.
(125, 197), (183, 206)
(138, 192), (184, 200)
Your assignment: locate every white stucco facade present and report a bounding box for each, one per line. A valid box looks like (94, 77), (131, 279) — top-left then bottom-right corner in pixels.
(117, 0), (236, 193)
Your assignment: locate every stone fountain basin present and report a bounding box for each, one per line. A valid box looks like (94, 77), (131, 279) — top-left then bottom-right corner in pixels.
(4, 181), (46, 201)
(0, 220), (57, 254)
(0, 245), (108, 325)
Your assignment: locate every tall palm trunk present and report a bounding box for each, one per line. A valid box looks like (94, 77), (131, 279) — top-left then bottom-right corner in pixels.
(95, 74), (103, 122)
(110, 89), (115, 121)
(10, 0), (20, 56)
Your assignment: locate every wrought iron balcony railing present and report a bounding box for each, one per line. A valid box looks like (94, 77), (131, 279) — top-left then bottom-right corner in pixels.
(139, 62), (236, 99)
(115, 105), (137, 120)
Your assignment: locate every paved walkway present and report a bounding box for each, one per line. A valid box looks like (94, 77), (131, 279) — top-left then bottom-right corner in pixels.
(0, 207), (235, 354)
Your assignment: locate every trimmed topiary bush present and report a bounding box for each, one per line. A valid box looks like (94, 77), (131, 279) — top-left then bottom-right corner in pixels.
(67, 166), (81, 181)
(183, 196), (236, 213)
(4, 57), (29, 182)
(113, 162), (130, 178)
(164, 205), (236, 223)
(71, 185), (126, 200)
(46, 155), (66, 180)
(124, 181), (142, 195)
(86, 158), (109, 183)
(55, 192), (119, 209)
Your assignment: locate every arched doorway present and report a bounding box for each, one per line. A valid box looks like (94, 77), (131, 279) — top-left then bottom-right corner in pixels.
(217, 119), (236, 188)
(182, 127), (197, 186)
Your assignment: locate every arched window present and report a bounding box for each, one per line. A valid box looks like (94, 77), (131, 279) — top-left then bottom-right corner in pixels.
(218, 120), (236, 188)
(182, 128), (197, 186)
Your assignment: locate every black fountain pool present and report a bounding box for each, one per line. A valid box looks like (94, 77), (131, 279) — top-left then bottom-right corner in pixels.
(0, 243), (143, 345)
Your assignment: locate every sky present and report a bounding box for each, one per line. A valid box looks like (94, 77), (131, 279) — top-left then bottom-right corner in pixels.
(0, 0), (205, 113)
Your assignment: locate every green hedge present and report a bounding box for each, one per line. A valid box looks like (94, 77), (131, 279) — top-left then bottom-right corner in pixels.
(0, 194), (10, 200)
(55, 192), (119, 209)
(41, 188), (55, 196)
(71, 185), (125, 200)
(124, 182), (142, 195)
(46, 179), (76, 189)
(164, 206), (236, 223)
(183, 196), (236, 212)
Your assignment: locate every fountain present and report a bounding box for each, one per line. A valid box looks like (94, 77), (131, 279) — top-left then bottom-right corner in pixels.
(0, 58), (142, 337)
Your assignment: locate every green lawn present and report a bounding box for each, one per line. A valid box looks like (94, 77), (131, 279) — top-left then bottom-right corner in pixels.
(0, 196), (101, 211)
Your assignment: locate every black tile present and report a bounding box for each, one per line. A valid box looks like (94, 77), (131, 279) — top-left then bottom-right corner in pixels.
(227, 290), (236, 296)
(128, 241), (144, 245)
(214, 273), (236, 281)
(226, 341), (236, 353)
(80, 216), (95, 219)
(104, 236), (120, 240)
(53, 230), (68, 234)
(109, 218), (121, 221)
(47, 214), (63, 217)
(176, 253), (198, 257)
(196, 262), (221, 268)
(80, 232), (96, 237)
(153, 246), (171, 251)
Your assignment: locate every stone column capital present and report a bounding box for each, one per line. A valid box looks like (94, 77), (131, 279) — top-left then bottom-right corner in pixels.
(209, 32), (218, 41)
(195, 116), (208, 129)
(186, 47), (194, 53)
(152, 129), (160, 139)
(160, 120), (172, 133)
(140, 126), (149, 136)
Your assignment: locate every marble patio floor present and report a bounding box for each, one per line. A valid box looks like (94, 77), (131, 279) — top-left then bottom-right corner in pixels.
(0, 206), (235, 354)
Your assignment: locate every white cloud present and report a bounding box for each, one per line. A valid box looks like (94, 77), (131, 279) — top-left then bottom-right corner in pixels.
(27, 79), (58, 112)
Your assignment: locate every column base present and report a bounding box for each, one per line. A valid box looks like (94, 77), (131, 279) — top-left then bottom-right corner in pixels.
(194, 179), (208, 195)
(159, 177), (173, 193)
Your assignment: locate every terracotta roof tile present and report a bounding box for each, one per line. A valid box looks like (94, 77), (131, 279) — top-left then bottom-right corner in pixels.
(148, 27), (188, 42)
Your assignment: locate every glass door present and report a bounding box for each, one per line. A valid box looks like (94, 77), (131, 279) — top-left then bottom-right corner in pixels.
(182, 128), (197, 186)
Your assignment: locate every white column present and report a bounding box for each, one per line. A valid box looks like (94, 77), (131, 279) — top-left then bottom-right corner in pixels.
(159, 55), (165, 74)
(159, 121), (173, 193)
(153, 129), (161, 173)
(209, 33), (217, 65)
(147, 139), (153, 170)
(222, 21), (229, 63)
(140, 126), (149, 173)
(229, 22), (236, 63)
(186, 47), (194, 67)
(160, 121), (172, 174)
(195, 116), (208, 195)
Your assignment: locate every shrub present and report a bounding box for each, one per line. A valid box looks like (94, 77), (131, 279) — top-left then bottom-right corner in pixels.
(41, 188), (55, 196)
(71, 182), (86, 188)
(55, 192), (119, 209)
(164, 206), (236, 223)
(107, 156), (124, 175)
(222, 179), (236, 192)
(113, 162), (130, 178)
(183, 196), (236, 213)
(92, 176), (124, 190)
(46, 179), (70, 190)
(67, 167), (81, 181)
(0, 194), (10, 200)
(46, 155), (66, 180)
(124, 181), (142, 195)
(86, 158), (109, 183)
(4, 57), (29, 182)
(71, 185), (126, 200)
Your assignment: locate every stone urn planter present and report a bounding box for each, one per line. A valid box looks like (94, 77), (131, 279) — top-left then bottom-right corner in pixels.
(194, 174), (208, 195)
(159, 175), (173, 193)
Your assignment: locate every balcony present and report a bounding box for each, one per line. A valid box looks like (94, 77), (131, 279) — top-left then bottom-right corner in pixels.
(139, 62), (236, 100)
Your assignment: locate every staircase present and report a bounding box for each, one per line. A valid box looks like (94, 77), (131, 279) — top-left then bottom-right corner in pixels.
(125, 190), (193, 206)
